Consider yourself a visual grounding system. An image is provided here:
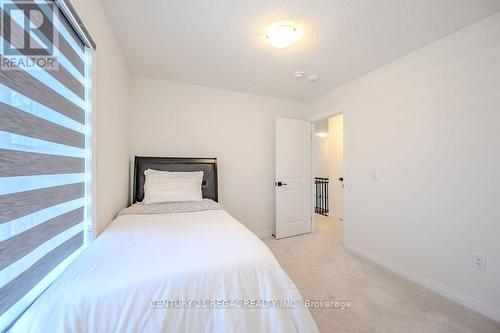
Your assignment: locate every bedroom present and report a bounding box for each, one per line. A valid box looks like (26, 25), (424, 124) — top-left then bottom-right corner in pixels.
(0, 0), (499, 332)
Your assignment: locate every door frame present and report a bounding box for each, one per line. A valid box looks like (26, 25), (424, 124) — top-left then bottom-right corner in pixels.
(310, 110), (344, 231)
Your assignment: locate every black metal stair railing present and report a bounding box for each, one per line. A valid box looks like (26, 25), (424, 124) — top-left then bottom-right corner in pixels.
(314, 177), (329, 216)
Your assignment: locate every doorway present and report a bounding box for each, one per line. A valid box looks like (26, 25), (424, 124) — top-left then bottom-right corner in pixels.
(312, 113), (344, 221)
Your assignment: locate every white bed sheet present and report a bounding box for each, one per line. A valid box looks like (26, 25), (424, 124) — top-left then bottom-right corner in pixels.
(11, 207), (319, 333)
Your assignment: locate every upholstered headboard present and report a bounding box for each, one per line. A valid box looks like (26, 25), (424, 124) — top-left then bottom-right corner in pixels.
(133, 156), (218, 204)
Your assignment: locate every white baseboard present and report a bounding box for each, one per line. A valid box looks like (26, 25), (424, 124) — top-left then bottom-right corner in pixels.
(344, 242), (500, 323)
(255, 229), (274, 238)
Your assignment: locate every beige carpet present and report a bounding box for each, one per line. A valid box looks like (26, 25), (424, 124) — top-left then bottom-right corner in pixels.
(263, 215), (500, 333)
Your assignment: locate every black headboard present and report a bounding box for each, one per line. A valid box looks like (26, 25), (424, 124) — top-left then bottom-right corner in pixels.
(133, 156), (218, 204)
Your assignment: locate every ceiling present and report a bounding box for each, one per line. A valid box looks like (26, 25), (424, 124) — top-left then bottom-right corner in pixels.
(101, 0), (500, 101)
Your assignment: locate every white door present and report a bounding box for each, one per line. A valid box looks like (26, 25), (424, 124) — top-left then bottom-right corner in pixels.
(275, 117), (312, 239)
(328, 114), (344, 220)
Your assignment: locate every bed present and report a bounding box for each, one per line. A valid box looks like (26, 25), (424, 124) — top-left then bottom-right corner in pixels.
(11, 157), (319, 333)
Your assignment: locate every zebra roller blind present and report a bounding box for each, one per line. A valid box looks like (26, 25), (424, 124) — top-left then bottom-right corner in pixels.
(0, 1), (94, 331)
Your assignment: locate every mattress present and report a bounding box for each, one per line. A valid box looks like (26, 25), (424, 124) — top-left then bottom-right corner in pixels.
(11, 201), (319, 333)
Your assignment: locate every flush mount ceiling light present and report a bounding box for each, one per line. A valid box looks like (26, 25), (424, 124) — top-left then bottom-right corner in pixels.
(315, 132), (328, 138)
(266, 22), (300, 48)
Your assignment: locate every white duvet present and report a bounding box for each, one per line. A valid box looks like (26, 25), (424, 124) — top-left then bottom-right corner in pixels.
(12, 204), (319, 333)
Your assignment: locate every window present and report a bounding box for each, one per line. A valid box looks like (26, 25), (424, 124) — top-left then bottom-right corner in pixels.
(0, 1), (95, 331)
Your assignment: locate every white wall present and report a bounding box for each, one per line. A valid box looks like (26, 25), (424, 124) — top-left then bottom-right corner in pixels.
(312, 123), (329, 178)
(309, 12), (500, 321)
(73, 0), (131, 235)
(130, 77), (308, 236)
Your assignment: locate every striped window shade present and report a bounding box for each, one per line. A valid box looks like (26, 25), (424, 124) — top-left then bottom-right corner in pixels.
(0, 1), (95, 331)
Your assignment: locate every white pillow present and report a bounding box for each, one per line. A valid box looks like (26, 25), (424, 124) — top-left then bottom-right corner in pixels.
(143, 169), (204, 204)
